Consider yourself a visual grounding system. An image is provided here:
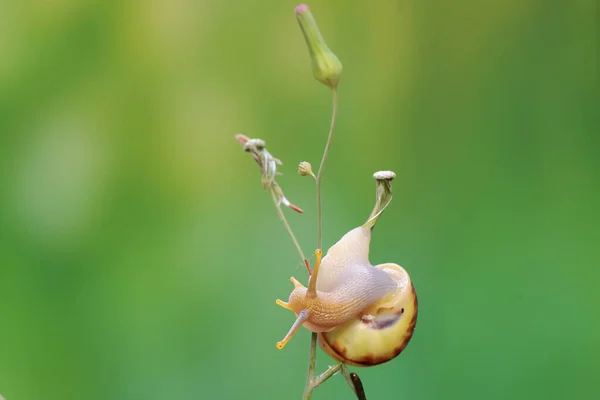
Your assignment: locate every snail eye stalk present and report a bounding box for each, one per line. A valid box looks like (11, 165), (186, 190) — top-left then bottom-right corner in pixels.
(307, 249), (322, 298)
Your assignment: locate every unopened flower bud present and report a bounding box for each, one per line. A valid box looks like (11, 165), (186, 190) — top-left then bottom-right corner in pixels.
(295, 4), (343, 89)
(298, 161), (315, 178)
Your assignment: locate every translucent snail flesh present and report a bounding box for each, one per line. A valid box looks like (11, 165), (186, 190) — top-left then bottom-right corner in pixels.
(276, 171), (418, 366)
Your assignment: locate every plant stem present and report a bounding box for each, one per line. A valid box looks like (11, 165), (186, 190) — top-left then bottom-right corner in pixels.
(341, 364), (354, 392)
(270, 188), (307, 264)
(301, 87), (339, 400)
(341, 365), (367, 400)
(315, 88), (339, 250)
(301, 333), (319, 399)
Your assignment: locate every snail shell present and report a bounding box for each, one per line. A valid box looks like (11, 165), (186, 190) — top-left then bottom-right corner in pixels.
(318, 262), (418, 367)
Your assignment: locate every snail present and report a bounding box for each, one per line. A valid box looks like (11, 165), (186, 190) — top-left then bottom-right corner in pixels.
(276, 171), (417, 366)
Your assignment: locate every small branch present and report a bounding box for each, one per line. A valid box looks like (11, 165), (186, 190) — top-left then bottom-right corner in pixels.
(270, 188), (307, 264)
(305, 361), (365, 399)
(315, 88), (339, 250)
(314, 362), (342, 387)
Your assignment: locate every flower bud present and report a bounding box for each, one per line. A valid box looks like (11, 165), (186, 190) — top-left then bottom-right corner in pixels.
(295, 4), (343, 89)
(298, 161), (315, 178)
(364, 170), (396, 230)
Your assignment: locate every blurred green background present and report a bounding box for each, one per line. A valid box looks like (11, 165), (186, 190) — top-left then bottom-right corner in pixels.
(0, 1), (597, 399)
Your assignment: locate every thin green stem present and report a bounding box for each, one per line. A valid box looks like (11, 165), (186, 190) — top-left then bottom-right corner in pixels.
(301, 88), (339, 400)
(315, 88), (339, 249)
(270, 188), (306, 264)
(301, 332), (319, 400)
(341, 364), (354, 392)
(301, 88), (346, 400)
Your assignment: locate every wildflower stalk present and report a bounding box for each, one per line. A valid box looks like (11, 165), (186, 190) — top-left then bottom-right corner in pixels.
(235, 133), (308, 268)
(269, 188), (307, 264)
(316, 88), (338, 249)
(302, 88), (342, 400)
(237, 4), (367, 399)
(294, 4), (365, 399)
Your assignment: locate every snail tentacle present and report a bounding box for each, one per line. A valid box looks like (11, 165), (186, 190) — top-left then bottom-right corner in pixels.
(277, 309), (310, 349)
(306, 249), (323, 298)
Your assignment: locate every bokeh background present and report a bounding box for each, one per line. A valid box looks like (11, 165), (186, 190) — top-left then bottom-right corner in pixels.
(0, 1), (597, 399)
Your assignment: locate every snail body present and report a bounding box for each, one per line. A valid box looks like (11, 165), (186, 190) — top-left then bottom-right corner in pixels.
(276, 171), (417, 366)
(277, 225), (418, 366)
(280, 228), (397, 331)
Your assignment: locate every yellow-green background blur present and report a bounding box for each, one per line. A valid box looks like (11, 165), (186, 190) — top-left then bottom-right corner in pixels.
(0, 1), (597, 399)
